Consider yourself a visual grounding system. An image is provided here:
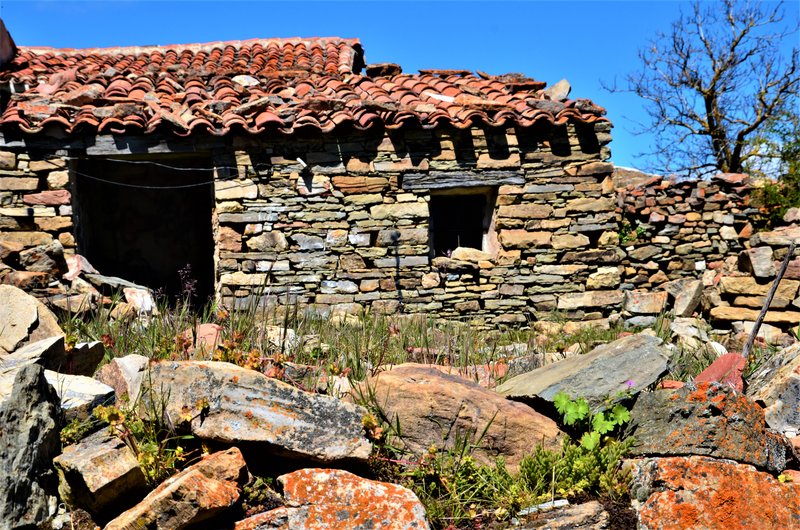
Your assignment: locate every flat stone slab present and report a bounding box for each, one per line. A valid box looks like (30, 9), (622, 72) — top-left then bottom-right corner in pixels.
(104, 448), (247, 530)
(54, 430), (146, 519)
(45, 371), (115, 421)
(496, 334), (671, 407)
(516, 500), (609, 529)
(694, 353), (746, 392)
(142, 361), (372, 463)
(0, 336), (65, 406)
(0, 284), (39, 353)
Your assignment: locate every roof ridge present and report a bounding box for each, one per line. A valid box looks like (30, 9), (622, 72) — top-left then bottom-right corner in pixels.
(20, 37), (362, 56)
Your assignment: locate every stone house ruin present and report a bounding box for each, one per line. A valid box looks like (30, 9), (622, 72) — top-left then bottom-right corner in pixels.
(0, 34), (625, 326)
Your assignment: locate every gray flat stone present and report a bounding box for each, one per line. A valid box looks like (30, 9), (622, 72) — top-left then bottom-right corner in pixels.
(141, 361), (372, 463)
(496, 334), (671, 407)
(0, 284), (39, 354)
(83, 273), (149, 292)
(747, 343), (800, 437)
(44, 371), (115, 421)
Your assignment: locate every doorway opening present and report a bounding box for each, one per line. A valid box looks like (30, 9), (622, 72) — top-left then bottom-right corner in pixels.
(74, 154), (215, 303)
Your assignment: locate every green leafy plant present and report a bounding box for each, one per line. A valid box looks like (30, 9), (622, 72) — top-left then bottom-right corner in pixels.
(553, 392), (630, 450)
(619, 220), (647, 244)
(93, 385), (197, 486)
(241, 476), (282, 517)
(59, 416), (98, 446)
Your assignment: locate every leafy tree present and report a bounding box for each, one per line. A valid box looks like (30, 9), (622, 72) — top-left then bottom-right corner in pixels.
(613, 0), (799, 178)
(751, 111), (800, 226)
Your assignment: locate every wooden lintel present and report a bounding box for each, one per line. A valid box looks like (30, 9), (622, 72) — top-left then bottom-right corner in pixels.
(85, 134), (226, 156)
(402, 170), (524, 190)
(0, 129), (227, 155)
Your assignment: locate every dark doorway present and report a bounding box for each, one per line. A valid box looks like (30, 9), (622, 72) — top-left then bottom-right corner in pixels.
(75, 155), (215, 303)
(430, 194), (486, 257)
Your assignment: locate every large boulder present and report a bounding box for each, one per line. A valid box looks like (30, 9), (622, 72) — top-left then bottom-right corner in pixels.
(0, 365), (62, 530)
(0, 285), (63, 355)
(54, 430), (147, 521)
(234, 468), (430, 530)
(629, 456), (800, 530)
(360, 364), (562, 469)
(628, 382), (792, 473)
(496, 334), (671, 407)
(141, 361), (372, 463)
(104, 447), (248, 530)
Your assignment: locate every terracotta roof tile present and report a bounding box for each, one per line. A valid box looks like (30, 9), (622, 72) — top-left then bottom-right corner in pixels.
(0, 37), (607, 136)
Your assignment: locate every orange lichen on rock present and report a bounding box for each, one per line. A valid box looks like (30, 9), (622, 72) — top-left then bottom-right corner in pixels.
(235, 468), (430, 530)
(628, 382), (793, 473)
(630, 456), (800, 530)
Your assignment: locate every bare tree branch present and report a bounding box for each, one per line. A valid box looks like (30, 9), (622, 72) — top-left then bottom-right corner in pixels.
(605, 0), (800, 178)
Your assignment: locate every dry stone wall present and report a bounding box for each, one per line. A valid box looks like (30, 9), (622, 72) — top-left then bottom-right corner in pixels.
(615, 170), (754, 288)
(214, 122), (617, 326)
(0, 151), (72, 293)
(2, 124), (799, 332)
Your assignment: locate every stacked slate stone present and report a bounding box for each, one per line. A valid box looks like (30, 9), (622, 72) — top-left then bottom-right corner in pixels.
(708, 221), (800, 340)
(216, 123), (619, 327)
(0, 152), (72, 293)
(6, 128), (796, 331)
(616, 171), (754, 289)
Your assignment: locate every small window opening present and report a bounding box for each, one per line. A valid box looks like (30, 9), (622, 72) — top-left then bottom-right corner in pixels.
(430, 190), (495, 257)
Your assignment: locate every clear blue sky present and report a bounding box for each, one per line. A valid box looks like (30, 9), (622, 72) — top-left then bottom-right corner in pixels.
(1, 1), (797, 171)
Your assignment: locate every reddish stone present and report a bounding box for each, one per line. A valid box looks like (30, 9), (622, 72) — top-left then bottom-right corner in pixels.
(1, 270), (49, 289)
(63, 254), (98, 281)
(218, 227), (242, 252)
(363, 363), (563, 469)
(630, 456), (800, 530)
(331, 176), (389, 194)
(783, 469), (800, 483)
(105, 448), (247, 530)
(181, 323), (222, 356)
(714, 173), (750, 186)
(667, 214), (686, 224)
(738, 222), (754, 239)
(658, 379), (685, 389)
(694, 353), (746, 392)
(22, 189), (71, 206)
(235, 469), (430, 530)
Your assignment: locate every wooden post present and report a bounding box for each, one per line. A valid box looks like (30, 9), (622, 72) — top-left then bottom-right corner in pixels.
(742, 242), (796, 361)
